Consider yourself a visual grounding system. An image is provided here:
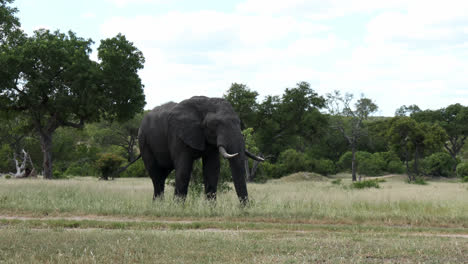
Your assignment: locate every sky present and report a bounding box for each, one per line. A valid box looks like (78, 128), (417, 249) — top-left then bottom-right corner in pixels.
(13, 0), (468, 116)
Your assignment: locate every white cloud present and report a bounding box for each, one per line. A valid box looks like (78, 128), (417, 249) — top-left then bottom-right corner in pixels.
(105, 0), (161, 7)
(98, 0), (468, 115)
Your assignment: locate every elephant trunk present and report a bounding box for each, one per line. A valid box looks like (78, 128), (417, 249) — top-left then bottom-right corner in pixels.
(217, 133), (248, 204)
(229, 157), (248, 204)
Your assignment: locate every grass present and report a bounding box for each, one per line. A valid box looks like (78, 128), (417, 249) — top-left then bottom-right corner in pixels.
(0, 176), (467, 227)
(0, 225), (466, 263)
(0, 175), (467, 263)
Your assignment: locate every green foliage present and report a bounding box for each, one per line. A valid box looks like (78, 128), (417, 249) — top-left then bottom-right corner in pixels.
(351, 179), (381, 189)
(254, 82), (326, 159)
(64, 161), (98, 177)
(337, 151), (353, 171)
(407, 177), (428, 185)
(95, 153), (125, 179)
(338, 151), (384, 176)
(311, 159), (335, 176)
(223, 83), (258, 128)
(0, 144), (12, 172)
(120, 159), (148, 178)
(357, 152), (385, 176)
(421, 152), (456, 177)
(387, 160), (405, 174)
(331, 179), (342, 185)
(456, 163), (468, 182)
(53, 169), (68, 179)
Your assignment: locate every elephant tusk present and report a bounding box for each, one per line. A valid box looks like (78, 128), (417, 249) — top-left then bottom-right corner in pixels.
(219, 146), (239, 159)
(245, 150), (265, 162)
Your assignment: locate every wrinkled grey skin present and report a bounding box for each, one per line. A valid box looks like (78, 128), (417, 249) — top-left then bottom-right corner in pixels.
(138, 96), (249, 203)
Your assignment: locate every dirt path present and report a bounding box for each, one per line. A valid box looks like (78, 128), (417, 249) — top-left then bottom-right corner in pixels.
(1, 214), (467, 239)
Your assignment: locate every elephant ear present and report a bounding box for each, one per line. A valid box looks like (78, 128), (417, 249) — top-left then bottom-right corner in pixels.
(168, 105), (205, 151)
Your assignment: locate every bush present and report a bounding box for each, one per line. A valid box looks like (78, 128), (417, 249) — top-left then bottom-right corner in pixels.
(351, 179), (381, 189)
(377, 151), (404, 174)
(422, 152), (456, 177)
(64, 160), (99, 177)
(358, 152), (385, 176)
(277, 149), (311, 174)
(387, 160), (405, 174)
(456, 163), (468, 182)
(337, 151), (353, 171)
(312, 159), (335, 176)
(53, 169), (68, 179)
(331, 179), (342, 185)
(95, 153), (125, 180)
(0, 144), (13, 173)
(408, 177), (428, 185)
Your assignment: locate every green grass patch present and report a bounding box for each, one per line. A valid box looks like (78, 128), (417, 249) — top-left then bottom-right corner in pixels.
(351, 179), (381, 189)
(0, 226), (466, 263)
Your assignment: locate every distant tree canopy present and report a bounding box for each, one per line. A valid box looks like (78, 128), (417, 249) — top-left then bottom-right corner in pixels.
(412, 104), (468, 172)
(0, 28), (145, 178)
(0, 0), (22, 46)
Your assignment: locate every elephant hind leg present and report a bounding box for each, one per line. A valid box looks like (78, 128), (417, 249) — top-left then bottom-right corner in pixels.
(150, 166), (171, 200)
(142, 149), (170, 200)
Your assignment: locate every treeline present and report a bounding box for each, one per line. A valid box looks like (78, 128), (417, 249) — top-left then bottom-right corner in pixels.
(1, 82), (468, 182)
(2, 1), (468, 182)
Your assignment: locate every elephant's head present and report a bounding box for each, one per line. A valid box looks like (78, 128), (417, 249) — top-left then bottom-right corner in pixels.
(168, 96), (263, 202)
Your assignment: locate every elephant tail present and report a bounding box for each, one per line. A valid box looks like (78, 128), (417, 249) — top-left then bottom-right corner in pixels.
(110, 154), (142, 178)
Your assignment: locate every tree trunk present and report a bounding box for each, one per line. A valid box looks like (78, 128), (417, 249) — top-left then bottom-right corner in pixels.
(40, 132), (53, 179)
(413, 148), (419, 180)
(244, 160), (250, 181)
(248, 160), (261, 182)
(351, 146), (357, 182)
(404, 144), (411, 182)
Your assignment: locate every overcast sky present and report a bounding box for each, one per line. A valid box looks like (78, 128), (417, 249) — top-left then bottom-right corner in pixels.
(14, 0), (468, 116)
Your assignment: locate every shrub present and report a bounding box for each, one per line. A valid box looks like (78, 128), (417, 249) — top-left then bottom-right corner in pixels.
(408, 177), (428, 185)
(64, 160), (99, 177)
(312, 159), (335, 176)
(53, 169), (68, 179)
(277, 149), (311, 174)
(331, 179), (342, 185)
(0, 144), (13, 173)
(337, 151), (353, 171)
(358, 152), (385, 176)
(377, 151), (404, 173)
(422, 152), (456, 177)
(456, 163), (468, 182)
(387, 160), (404, 174)
(95, 153), (125, 180)
(351, 179), (380, 189)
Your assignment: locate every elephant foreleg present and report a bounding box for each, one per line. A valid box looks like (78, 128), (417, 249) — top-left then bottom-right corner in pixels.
(202, 148), (220, 200)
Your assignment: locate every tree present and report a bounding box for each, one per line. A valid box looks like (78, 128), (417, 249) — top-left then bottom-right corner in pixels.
(412, 104), (468, 172)
(0, 29), (145, 179)
(223, 83), (258, 128)
(395, 104), (421, 117)
(387, 117), (446, 181)
(326, 91), (378, 181)
(0, 0), (22, 46)
(254, 82), (326, 158)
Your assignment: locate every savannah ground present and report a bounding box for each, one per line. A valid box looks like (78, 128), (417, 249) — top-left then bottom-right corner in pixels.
(0, 174), (467, 263)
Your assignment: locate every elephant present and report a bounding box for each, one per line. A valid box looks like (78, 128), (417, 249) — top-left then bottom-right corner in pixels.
(138, 96), (264, 203)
